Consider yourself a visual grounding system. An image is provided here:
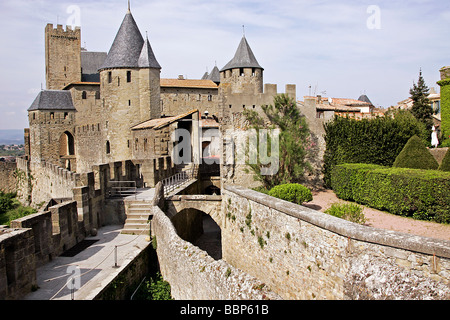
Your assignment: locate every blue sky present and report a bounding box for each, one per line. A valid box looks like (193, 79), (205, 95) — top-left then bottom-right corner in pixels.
(0, 0), (449, 129)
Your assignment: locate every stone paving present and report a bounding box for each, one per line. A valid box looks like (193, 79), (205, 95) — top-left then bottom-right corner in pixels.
(24, 224), (150, 300)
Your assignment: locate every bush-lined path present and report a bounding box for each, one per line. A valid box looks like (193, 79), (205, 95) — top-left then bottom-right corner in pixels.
(305, 189), (450, 241)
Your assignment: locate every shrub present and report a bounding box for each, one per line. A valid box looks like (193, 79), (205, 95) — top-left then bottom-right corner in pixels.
(323, 110), (427, 187)
(331, 163), (450, 223)
(0, 191), (17, 215)
(393, 135), (439, 170)
(439, 148), (450, 171)
(268, 183), (313, 205)
(325, 203), (366, 225)
(134, 273), (173, 300)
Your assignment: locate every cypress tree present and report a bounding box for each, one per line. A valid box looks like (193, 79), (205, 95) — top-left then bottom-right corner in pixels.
(410, 69), (433, 133)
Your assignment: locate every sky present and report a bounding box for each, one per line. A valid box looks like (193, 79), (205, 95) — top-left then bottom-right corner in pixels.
(0, 0), (449, 130)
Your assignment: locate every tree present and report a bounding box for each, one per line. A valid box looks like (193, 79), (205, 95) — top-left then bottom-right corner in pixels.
(244, 94), (312, 189)
(410, 69), (433, 133)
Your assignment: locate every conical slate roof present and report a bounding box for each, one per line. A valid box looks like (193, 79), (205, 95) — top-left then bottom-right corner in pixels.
(99, 11), (144, 70)
(138, 37), (161, 69)
(358, 94), (373, 105)
(221, 36), (263, 72)
(207, 66), (220, 83)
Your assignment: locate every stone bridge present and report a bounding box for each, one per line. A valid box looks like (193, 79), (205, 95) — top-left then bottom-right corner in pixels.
(165, 194), (222, 227)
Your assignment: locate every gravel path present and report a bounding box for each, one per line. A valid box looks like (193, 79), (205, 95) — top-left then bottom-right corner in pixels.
(304, 189), (450, 241)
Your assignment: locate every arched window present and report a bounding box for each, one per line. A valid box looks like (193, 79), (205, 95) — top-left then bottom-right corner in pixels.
(59, 131), (75, 156)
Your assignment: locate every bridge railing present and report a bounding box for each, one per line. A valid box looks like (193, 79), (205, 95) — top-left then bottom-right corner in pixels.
(162, 172), (190, 196)
(108, 181), (137, 199)
(162, 164), (199, 197)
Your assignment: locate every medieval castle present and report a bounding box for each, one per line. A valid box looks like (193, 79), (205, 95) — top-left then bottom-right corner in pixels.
(26, 4), (295, 187)
(2, 3), (450, 301)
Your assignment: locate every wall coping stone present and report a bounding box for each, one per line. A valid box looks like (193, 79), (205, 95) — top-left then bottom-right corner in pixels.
(224, 184), (450, 259)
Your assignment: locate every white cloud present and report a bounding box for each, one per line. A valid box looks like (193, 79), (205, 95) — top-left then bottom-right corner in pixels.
(0, 0), (449, 129)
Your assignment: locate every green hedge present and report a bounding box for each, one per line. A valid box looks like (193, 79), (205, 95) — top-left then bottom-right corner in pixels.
(438, 79), (450, 140)
(323, 111), (426, 187)
(331, 163), (450, 223)
(393, 135), (439, 170)
(268, 183), (313, 205)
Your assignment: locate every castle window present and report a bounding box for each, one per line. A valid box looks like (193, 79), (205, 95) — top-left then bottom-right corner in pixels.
(144, 138), (148, 152)
(252, 68), (256, 76)
(32, 113), (35, 120)
(108, 72), (112, 83)
(64, 112), (68, 119)
(118, 77), (120, 86)
(50, 112), (54, 119)
(95, 91), (100, 99)
(240, 68), (244, 76)
(208, 95), (212, 101)
(253, 105), (256, 109)
(229, 105), (232, 109)
(135, 139), (139, 151)
(106, 141), (111, 154)
(128, 100), (131, 106)
(127, 71), (131, 83)
(82, 91), (87, 99)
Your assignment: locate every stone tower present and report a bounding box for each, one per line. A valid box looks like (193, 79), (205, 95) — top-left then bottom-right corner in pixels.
(98, 8), (161, 162)
(219, 36), (264, 95)
(45, 24), (82, 90)
(27, 90), (77, 170)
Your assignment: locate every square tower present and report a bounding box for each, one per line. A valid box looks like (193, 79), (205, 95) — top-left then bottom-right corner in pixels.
(45, 24), (82, 90)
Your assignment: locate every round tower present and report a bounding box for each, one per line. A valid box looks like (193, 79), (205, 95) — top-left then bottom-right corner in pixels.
(219, 36), (264, 95)
(98, 8), (161, 162)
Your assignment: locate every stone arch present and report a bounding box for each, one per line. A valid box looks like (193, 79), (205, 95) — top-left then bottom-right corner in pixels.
(59, 131), (75, 156)
(171, 207), (222, 260)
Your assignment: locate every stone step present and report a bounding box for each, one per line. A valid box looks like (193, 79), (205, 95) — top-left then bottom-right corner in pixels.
(123, 223), (150, 230)
(121, 228), (150, 235)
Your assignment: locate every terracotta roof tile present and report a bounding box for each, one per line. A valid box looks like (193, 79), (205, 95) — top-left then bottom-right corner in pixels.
(160, 78), (218, 89)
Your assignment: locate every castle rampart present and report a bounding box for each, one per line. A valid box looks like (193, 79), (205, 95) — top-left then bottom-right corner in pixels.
(221, 185), (450, 299)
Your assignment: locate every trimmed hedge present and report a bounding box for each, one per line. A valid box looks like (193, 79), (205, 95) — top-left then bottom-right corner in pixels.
(437, 78), (450, 140)
(323, 111), (426, 187)
(331, 163), (450, 223)
(439, 148), (450, 171)
(393, 135), (439, 170)
(268, 183), (313, 205)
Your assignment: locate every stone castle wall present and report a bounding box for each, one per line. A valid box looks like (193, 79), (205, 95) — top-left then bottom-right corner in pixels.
(151, 196), (281, 300)
(221, 185), (450, 300)
(161, 87), (219, 118)
(0, 162), (17, 193)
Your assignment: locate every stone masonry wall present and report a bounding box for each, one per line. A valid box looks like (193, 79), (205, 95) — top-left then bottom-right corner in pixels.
(151, 192), (281, 300)
(0, 162), (17, 193)
(222, 185), (450, 300)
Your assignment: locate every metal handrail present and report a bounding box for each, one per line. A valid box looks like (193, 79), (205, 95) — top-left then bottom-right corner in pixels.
(162, 164), (198, 196)
(108, 181), (137, 199)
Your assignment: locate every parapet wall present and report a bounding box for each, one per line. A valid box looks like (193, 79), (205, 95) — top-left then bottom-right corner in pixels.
(222, 184), (450, 300)
(1, 200), (80, 300)
(151, 185), (280, 300)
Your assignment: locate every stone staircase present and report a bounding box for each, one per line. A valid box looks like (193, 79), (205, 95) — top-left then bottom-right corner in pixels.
(121, 201), (152, 235)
